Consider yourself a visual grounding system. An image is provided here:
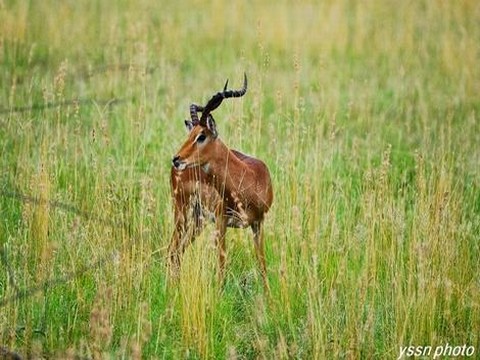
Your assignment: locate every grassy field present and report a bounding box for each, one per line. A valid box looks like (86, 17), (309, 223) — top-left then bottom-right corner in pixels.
(1, 0), (479, 358)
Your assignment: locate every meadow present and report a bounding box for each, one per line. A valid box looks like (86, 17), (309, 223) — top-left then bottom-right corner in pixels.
(1, 0), (479, 358)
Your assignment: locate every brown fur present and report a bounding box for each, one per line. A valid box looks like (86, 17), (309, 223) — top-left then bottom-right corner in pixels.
(169, 125), (273, 290)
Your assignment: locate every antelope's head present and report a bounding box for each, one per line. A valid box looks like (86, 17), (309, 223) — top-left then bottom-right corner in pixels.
(172, 74), (247, 171)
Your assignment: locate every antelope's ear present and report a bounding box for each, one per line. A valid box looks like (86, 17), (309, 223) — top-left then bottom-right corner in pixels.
(184, 120), (194, 132)
(206, 115), (218, 138)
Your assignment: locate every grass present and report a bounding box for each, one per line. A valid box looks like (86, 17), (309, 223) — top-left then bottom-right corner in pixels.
(1, 0), (479, 358)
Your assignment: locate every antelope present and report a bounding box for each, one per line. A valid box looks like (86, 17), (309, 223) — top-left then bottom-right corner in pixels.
(168, 74), (273, 290)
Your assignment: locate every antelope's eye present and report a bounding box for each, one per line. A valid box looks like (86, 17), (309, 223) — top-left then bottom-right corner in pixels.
(196, 133), (207, 143)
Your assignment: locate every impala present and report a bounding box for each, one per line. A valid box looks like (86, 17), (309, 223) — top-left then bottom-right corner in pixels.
(168, 74), (273, 290)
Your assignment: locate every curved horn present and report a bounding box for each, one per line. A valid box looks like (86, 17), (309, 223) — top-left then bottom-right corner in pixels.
(199, 73), (248, 124)
(223, 73), (247, 98)
(189, 104), (202, 125)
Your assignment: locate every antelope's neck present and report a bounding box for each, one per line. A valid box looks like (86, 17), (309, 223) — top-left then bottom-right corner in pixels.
(208, 141), (251, 195)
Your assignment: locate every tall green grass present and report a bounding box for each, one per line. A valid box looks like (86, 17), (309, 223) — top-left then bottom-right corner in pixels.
(1, 0), (479, 358)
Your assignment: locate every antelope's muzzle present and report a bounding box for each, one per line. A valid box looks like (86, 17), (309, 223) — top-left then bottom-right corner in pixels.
(172, 155), (186, 170)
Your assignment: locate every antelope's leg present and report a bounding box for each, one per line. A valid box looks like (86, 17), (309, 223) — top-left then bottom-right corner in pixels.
(168, 202), (202, 275)
(252, 221), (270, 292)
(168, 206), (186, 275)
(215, 204), (227, 283)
